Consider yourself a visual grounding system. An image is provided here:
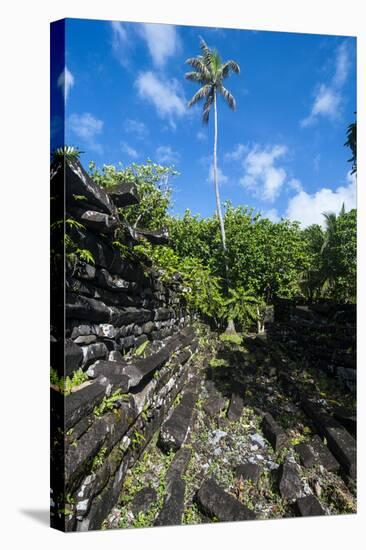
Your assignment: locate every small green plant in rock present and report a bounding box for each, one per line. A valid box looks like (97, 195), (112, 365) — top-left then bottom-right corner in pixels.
(50, 367), (88, 395)
(94, 390), (126, 417)
(91, 447), (108, 471)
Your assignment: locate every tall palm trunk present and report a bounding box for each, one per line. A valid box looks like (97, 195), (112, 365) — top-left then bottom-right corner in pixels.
(213, 90), (227, 255)
(213, 90), (236, 333)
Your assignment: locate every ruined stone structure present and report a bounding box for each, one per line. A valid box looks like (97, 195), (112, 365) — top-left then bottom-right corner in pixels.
(50, 158), (198, 531)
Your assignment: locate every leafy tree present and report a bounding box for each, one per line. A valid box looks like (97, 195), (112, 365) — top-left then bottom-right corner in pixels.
(185, 39), (240, 320)
(89, 160), (178, 230)
(345, 116), (357, 175)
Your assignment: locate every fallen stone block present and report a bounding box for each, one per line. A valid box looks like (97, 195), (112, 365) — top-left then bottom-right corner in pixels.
(106, 182), (140, 208)
(154, 477), (186, 526)
(131, 487), (157, 516)
(196, 478), (256, 522)
(159, 385), (198, 452)
(310, 435), (340, 473)
(261, 413), (288, 451)
(301, 398), (356, 478)
(295, 495), (325, 517)
(278, 460), (302, 500)
(294, 442), (316, 468)
(235, 463), (261, 484)
(227, 393), (244, 421)
(333, 407), (356, 437)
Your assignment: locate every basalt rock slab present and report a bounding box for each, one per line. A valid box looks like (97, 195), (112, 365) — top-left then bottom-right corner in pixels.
(68, 227), (145, 283)
(333, 407), (356, 437)
(106, 182), (140, 208)
(131, 487), (158, 515)
(65, 339), (83, 376)
(159, 382), (198, 452)
(295, 495), (325, 517)
(62, 157), (117, 216)
(67, 278), (141, 309)
(227, 393), (244, 421)
(68, 207), (120, 234)
(278, 460), (302, 500)
(294, 442), (316, 469)
(64, 377), (106, 431)
(154, 477), (186, 526)
(301, 397), (356, 478)
(235, 463), (261, 484)
(261, 413), (288, 451)
(196, 478), (256, 522)
(310, 435), (340, 473)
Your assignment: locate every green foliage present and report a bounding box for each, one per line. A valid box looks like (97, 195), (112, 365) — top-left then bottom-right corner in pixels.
(94, 390), (126, 417)
(89, 160), (178, 230)
(133, 339), (149, 357)
(221, 287), (262, 330)
(344, 117), (357, 174)
(91, 447), (108, 471)
(50, 368), (88, 395)
(219, 332), (243, 346)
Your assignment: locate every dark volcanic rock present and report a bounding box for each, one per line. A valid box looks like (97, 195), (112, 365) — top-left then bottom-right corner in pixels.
(227, 393), (244, 421)
(63, 157), (117, 216)
(159, 383), (198, 452)
(295, 495), (325, 517)
(261, 413), (288, 451)
(333, 407), (356, 437)
(203, 392), (227, 417)
(278, 460), (302, 500)
(301, 398), (356, 478)
(106, 182), (140, 207)
(131, 487), (157, 515)
(154, 477), (186, 526)
(310, 435), (340, 473)
(294, 442), (316, 468)
(65, 339), (83, 376)
(235, 463), (261, 484)
(64, 378), (106, 431)
(196, 478), (256, 522)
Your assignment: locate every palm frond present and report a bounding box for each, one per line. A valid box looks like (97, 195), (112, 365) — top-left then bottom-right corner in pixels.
(185, 71), (207, 84)
(188, 84), (211, 108)
(221, 60), (241, 79)
(218, 85), (236, 110)
(202, 90), (214, 124)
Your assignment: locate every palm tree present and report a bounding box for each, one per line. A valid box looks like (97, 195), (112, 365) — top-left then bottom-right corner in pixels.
(185, 39), (240, 331)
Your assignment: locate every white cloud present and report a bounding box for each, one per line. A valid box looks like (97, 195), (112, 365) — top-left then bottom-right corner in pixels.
(110, 21), (129, 67)
(196, 130), (207, 141)
(124, 118), (148, 139)
(139, 23), (179, 68)
(301, 84), (341, 127)
(57, 66), (74, 102)
(286, 171), (356, 227)
(121, 141), (138, 158)
(301, 41), (351, 127)
(333, 41), (350, 87)
(208, 163), (228, 185)
(239, 144), (288, 202)
(262, 208), (280, 222)
(135, 71), (186, 127)
(225, 143), (248, 162)
(156, 145), (180, 164)
(68, 113), (104, 154)
(288, 178), (303, 192)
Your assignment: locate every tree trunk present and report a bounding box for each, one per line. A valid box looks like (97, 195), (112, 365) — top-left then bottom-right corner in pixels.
(213, 90), (236, 334)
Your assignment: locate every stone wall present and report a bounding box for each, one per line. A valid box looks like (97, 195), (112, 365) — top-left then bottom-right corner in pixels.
(270, 300), (356, 394)
(50, 157), (198, 531)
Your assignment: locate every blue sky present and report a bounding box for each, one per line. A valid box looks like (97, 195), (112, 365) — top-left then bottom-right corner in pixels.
(56, 18), (356, 227)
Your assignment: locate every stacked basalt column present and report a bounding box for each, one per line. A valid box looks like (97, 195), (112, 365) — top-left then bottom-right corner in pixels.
(50, 157), (197, 532)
